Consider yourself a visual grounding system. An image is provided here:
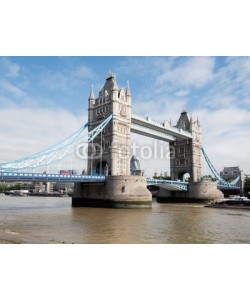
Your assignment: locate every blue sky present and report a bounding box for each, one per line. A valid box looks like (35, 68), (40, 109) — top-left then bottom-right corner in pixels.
(0, 56), (250, 176)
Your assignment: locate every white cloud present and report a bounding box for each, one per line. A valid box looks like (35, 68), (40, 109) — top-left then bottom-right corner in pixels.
(0, 57), (20, 77)
(192, 106), (250, 175)
(0, 104), (87, 172)
(39, 71), (69, 91)
(73, 65), (94, 79)
(157, 57), (215, 88)
(200, 57), (250, 110)
(39, 64), (94, 91)
(0, 79), (27, 98)
(174, 90), (190, 97)
(133, 95), (188, 124)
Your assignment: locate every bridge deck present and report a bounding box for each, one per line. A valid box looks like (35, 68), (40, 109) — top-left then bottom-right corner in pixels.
(0, 172), (240, 192)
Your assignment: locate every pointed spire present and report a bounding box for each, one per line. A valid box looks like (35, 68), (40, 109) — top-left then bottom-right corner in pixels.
(107, 70), (114, 79)
(196, 116), (200, 126)
(89, 84), (95, 100)
(112, 74), (118, 91)
(126, 80), (131, 96)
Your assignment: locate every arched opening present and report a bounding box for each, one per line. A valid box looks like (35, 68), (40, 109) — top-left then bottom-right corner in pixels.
(96, 161), (109, 175)
(178, 172), (190, 182)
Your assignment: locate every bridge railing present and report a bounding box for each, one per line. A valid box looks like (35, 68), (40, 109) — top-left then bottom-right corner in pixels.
(147, 179), (188, 191)
(0, 171), (106, 182)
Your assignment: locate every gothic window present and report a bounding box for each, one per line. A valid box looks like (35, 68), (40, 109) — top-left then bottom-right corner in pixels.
(179, 147), (185, 154)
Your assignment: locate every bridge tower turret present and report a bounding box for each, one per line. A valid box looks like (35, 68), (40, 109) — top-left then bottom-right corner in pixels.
(170, 110), (202, 182)
(88, 84), (95, 124)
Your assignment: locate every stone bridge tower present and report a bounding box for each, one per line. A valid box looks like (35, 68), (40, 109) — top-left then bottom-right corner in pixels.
(170, 110), (202, 182)
(72, 73), (152, 208)
(87, 72), (131, 176)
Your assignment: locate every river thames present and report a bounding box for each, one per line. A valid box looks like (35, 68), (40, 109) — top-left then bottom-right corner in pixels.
(1, 195), (250, 243)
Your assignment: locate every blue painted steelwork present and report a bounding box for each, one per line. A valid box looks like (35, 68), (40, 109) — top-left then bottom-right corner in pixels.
(0, 170), (188, 190)
(201, 147), (228, 184)
(229, 175), (240, 185)
(201, 147), (240, 188)
(0, 171), (105, 183)
(147, 179), (188, 191)
(217, 184), (240, 190)
(0, 115), (112, 171)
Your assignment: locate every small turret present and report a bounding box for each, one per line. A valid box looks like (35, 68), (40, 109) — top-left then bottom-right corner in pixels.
(197, 116), (200, 127)
(112, 74), (118, 91)
(88, 85), (95, 123)
(126, 80), (131, 97)
(88, 85), (95, 103)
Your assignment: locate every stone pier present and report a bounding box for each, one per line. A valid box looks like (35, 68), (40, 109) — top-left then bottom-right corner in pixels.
(72, 175), (152, 208)
(156, 178), (223, 203)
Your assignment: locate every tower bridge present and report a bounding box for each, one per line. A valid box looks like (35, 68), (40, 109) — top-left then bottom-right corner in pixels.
(0, 73), (241, 207)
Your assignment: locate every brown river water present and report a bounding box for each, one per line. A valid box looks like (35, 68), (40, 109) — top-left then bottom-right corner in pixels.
(0, 195), (250, 243)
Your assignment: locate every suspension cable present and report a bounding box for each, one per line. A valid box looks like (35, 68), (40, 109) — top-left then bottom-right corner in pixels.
(0, 115), (112, 171)
(201, 147), (230, 185)
(100, 128), (103, 175)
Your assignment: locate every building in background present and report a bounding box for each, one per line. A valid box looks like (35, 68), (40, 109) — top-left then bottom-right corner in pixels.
(220, 166), (244, 192)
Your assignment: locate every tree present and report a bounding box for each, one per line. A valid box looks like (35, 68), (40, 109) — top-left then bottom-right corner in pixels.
(0, 183), (21, 192)
(201, 175), (217, 182)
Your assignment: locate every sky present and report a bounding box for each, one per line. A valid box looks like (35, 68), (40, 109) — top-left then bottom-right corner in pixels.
(0, 56), (250, 176)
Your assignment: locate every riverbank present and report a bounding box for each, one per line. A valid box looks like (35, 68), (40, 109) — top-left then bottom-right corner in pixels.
(0, 239), (19, 244)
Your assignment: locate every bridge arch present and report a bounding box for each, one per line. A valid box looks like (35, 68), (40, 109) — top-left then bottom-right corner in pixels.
(95, 161), (109, 176)
(178, 172), (190, 182)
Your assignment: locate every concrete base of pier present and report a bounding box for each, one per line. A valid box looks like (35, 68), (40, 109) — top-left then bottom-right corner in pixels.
(156, 180), (224, 203)
(72, 175), (152, 208)
(188, 181), (224, 201)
